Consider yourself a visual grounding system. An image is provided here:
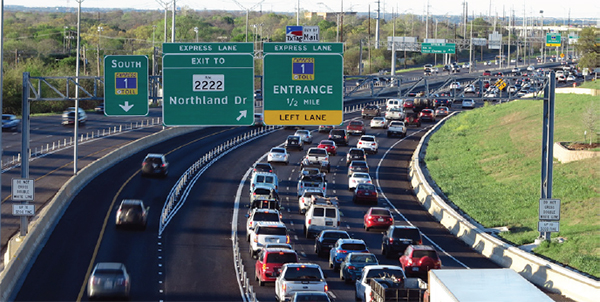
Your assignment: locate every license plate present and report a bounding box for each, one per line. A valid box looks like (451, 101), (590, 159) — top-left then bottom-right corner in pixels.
(326, 221), (333, 226)
(412, 267), (419, 271)
(104, 281), (113, 289)
(365, 193), (370, 195)
(378, 218), (384, 222)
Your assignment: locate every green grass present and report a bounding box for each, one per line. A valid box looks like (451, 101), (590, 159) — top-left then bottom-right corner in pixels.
(579, 80), (600, 90)
(424, 95), (600, 277)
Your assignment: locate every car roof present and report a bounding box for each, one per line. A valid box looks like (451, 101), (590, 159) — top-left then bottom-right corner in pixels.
(320, 230), (349, 235)
(283, 262), (320, 268)
(390, 225), (419, 230)
(254, 221), (286, 227)
(360, 135), (376, 139)
(351, 172), (370, 177)
(369, 207), (390, 212)
(409, 245), (436, 251)
(251, 208), (279, 214)
(363, 265), (403, 271)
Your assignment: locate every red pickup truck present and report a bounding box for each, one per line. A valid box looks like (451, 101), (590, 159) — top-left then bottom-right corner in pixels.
(346, 120), (366, 135)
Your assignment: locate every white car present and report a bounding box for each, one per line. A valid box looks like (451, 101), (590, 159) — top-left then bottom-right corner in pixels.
(449, 82), (461, 90)
(249, 221), (289, 258)
(348, 172), (373, 191)
(268, 147), (289, 165)
(566, 75), (576, 82)
(356, 135), (378, 154)
(369, 117), (388, 128)
(462, 99), (475, 109)
(527, 65), (535, 71)
(463, 85), (476, 93)
(275, 263), (328, 302)
(246, 208), (282, 241)
(384, 107), (405, 120)
(512, 67), (520, 73)
(294, 130), (313, 144)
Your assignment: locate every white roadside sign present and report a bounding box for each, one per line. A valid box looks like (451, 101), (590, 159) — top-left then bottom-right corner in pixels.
(12, 178), (35, 201)
(539, 198), (561, 220)
(12, 204), (35, 216)
(538, 221), (560, 233)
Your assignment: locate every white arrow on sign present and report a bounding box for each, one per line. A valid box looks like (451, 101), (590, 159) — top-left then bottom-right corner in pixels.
(119, 101), (135, 112)
(236, 110), (247, 121)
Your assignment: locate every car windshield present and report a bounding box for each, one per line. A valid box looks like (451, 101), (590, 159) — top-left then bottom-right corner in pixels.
(412, 250), (438, 259)
(253, 212), (279, 221)
(283, 267), (323, 281)
(392, 228), (421, 241)
(256, 227), (286, 236)
(360, 137), (375, 142)
(340, 243), (367, 250)
(266, 253), (297, 263)
(370, 209), (390, 216)
(365, 268), (404, 279)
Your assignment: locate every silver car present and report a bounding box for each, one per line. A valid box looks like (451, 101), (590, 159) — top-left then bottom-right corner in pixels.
(87, 262), (130, 299)
(294, 130), (313, 144)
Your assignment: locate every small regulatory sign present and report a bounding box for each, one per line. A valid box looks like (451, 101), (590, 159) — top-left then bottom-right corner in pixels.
(12, 178), (34, 201)
(12, 204), (35, 216)
(539, 198), (561, 220)
(538, 221), (560, 233)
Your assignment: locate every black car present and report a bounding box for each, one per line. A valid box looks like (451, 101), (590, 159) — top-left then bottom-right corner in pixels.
(346, 148), (366, 165)
(314, 230), (351, 257)
(252, 162), (273, 174)
(381, 225), (423, 258)
(328, 129), (348, 146)
(434, 98), (451, 108)
(284, 135), (304, 151)
(141, 153), (169, 177)
(115, 199), (148, 229)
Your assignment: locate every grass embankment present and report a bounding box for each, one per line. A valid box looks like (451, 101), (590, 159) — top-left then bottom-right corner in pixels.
(424, 95), (600, 277)
(579, 80), (600, 90)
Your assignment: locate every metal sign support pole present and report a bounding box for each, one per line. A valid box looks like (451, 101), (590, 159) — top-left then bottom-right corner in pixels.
(540, 72), (556, 241)
(20, 72), (31, 236)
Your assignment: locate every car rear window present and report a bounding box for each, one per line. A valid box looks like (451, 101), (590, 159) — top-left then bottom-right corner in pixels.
(356, 184), (375, 191)
(145, 157), (163, 165)
(254, 188), (272, 195)
(353, 174), (369, 179)
(330, 130), (345, 135)
(271, 148), (285, 153)
(253, 212), (279, 222)
(293, 294), (329, 301)
(313, 208), (324, 216)
(325, 208), (337, 218)
(370, 209), (390, 216)
(361, 136), (375, 142)
(349, 121), (363, 126)
(256, 175), (275, 183)
(323, 232), (349, 239)
(283, 267), (323, 281)
(392, 228), (422, 241)
(412, 250), (438, 259)
(349, 254), (378, 263)
(320, 141), (334, 146)
(353, 162), (367, 167)
(257, 227), (287, 236)
(266, 252), (297, 264)
(308, 149), (327, 156)
(349, 149), (364, 156)
(340, 243), (367, 250)
(95, 269), (124, 276)
(303, 192), (324, 198)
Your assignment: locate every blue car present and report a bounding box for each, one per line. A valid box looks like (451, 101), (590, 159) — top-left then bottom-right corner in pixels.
(340, 252), (379, 283)
(328, 239), (369, 271)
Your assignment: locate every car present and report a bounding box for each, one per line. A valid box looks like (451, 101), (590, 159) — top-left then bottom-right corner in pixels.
(298, 190), (326, 214)
(268, 147), (290, 165)
(527, 65), (535, 71)
(61, 107), (87, 125)
(386, 99), (403, 110)
(87, 262), (130, 299)
(246, 208), (282, 241)
(463, 84), (476, 94)
(318, 125), (334, 133)
(347, 160), (369, 177)
(317, 140), (337, 156)
(141, 153), (169, 177)
(512, 67), (521, 73)
(433, 98), (451, 108)
(297, 173), (327, 197)
(304, 202), (340, 238)
(2, 114), (21, 132)
(339, 252), (379, 283)
(364, 207), (394, 231)
(419, 109), (435, 122)
(301, 148), (330, 173)
(94, 103), (105, 113)
(346, 148), (366, 166)
(294, 129), (313, 144)
(361, 104), (381, 118)
(403, 99), (414, 109)
(449, 82), (461, 90)
(285, 135), (304, 151)
(384, 107), (405, 120)
(255, 248), (299, 286)
(275, 263), (328, 302)
(483, 80), (491, 89)
(442, 65), (451, 72)
(494, 72), (504, 77)
(352, 183), (378, 204)
(404, 111), (421, 127)
(434, 106), (449, 118)
(369, 116), (388, 129)
(462, 99), (475, 109)
(356, 135), (378, 154)
(249, 221), (289, 258)
(348, 172), (372, 191)
(381, 225), (423, 258)
(314, 230), (351, 257)
(328, 129), (348, 146)
(566, 74), (576, 82)
(451, 63), (461, 72)
(252, 162), (273, 174)
(386, 121), (407, 138)
(328, 238), (369, 270)
(254, 89), (263, 100)
(399, 245), (442, 278)
(346, 120), (366, 135)
(115, 199), (148, 229)
(253, 113), (264, 126)
(290, 291), (331, 302)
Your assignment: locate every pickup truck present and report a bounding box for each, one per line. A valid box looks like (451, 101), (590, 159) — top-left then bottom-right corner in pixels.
(369, 277), (428, 302)
(301, 148), (330, 173)
(297, 174), (327, 197)
(298, 190), (325, 214)
(275, 263), (328, 302)
(387, 121), (407, 138)
(362, 104), (381, 119)
(355, 265), (406, 302)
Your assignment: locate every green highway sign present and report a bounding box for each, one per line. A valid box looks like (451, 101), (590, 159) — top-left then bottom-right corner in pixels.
(546, 33), (561, 47)
(103, 55), (149, 116)
(421, 43), (456, 54)
(162, 43), (254, 126)
(263, 43), (344, 126)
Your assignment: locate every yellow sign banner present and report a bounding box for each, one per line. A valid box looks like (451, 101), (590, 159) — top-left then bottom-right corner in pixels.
(264, 110), (343, 125)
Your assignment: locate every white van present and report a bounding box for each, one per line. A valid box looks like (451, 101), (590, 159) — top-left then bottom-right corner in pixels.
(304, 203), (340, 238)
(250, 172), (279, 193)
(386, 99), (404, 110)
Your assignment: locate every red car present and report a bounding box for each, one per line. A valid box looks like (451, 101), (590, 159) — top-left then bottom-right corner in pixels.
(317, 140), (337, 156)
(419, 109), (435, 122)
(399, 245), (442, 278)
(482, 70), (491, 76)
(363, 207), (393, 231)
(254, 248), (298, 286)
(353, 183), (378, 204)
(346, 120), (366, 135)
(403, 99), (414, 109)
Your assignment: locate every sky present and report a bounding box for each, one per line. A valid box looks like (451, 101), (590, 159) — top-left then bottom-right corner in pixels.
(4, 0), (599, 20)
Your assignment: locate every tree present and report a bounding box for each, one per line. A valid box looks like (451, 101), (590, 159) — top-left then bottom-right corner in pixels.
(575, 27), (600, 71)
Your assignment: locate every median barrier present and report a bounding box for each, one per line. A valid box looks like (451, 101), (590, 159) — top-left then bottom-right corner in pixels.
(408, 117), (599, 302)
(0, 126), (200, 302)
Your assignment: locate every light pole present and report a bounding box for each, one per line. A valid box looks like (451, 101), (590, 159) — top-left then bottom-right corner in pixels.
(194, 26), (198, 42)
(540, 10), (545, 63)
(232, 0), (265, 43)
(97, 26), (103, 77)
(152, 25), (157, 76)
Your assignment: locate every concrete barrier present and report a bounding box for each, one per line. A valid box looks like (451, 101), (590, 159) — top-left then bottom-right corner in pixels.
(409, 119), (599, 302)
(0, 126), (200, 302)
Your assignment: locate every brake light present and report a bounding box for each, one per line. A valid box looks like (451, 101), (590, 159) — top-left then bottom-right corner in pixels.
(286, 236), (290, 244)
(308, 219), (311, 224)
(348, 266), (356, 270)
(418, 239), (423, 245)
(90, 276), (101, 285)
(339, 249), (347, 253)
(324, 284), (328, 292)
(117, 278), (127, 286)
(254, 237), (258, 243)
(249, 221), (253, 227)
(282, 284), (286, 293)
(161, 164), (166, 167)
(338, 220), (340, 226)
(389, 238), (394, 243)
(142, 162), (147, 167)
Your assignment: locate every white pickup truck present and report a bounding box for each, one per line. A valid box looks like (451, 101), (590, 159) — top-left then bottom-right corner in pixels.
(275, 263), (328, 302)
(301, 148), (330, 173)
(355, 265), (406, 302)
(386, 121), (407, 138)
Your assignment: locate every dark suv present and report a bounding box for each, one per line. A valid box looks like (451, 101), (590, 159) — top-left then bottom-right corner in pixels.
(115, 199), (148, 229)
(381, 225), (422, 258)
(141, 153), (169, 177)
(285, 135), (304, 151)
(328, 129), (348, 146)
(346, 148), (366, 166)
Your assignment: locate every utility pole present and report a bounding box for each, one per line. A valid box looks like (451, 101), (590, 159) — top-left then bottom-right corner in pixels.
(97, 26), (103, 77)
(368, 5), (371, 73)
(340, 0), (344, 43)
(425, 0), (429, 39)
(375, 0), (380, 49)
(74, 0), (83, 175)
(171, 0), (176, 42)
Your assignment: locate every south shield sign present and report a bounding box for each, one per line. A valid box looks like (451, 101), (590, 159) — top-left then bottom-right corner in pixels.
(103, 55), (149, 116)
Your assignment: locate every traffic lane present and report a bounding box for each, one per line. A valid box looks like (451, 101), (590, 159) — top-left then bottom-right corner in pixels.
(161, 127), (293, 301)
(14, 126), (244, 301)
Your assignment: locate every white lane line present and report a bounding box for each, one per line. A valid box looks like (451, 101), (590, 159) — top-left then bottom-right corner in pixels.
(374, 129), (469, 269)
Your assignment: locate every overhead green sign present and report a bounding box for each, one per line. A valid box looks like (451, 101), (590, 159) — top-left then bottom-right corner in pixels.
(103, 55), (149, 116)
(421, 43), (456, 54)
(162, 43), (254, 126)
(546, 33), (561, 47)
(262, 43), (344, 126)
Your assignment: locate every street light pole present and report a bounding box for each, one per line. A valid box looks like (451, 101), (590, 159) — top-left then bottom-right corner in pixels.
(194, 26), (199, 42)
(97, 26), (103, 77)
